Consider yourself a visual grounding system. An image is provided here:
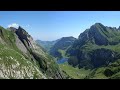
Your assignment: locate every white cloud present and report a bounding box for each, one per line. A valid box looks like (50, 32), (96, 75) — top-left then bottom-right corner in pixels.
(8, 23), (19, 29)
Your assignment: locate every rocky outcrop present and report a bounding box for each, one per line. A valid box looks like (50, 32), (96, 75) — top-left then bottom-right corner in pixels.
(14, 33), (28, 55)
(15, 26), (33, 49)
(0, 26), (64, 79)
(78, 23), (109, 46)
(88, 24), (109, 45)
(77, 23), (120, 46)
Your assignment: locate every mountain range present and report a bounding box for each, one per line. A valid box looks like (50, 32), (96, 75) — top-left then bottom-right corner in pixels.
(36, 23), (120, 79)
(36, 39), (59, 52)
(1, 22), (120, 79)
(67, 23), (120, 68)
(66, 23), (120, 78)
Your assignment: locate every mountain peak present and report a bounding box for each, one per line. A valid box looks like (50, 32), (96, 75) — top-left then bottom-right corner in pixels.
(86, 23), (106, 34)
(91, 23), (105, 28)
(78, 23), (109, 46)
(17, 26), (31, 37)
(94, 23), (103, 26)
(18, 26), (23, 30)
(17, 26), (25, 31)
(88, 23), (106, 34)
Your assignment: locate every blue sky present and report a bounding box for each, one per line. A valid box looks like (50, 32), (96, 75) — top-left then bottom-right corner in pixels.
(0, 11), (120, 41)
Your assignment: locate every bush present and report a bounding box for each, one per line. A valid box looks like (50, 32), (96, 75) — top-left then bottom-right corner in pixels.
(104, 69), (114, 77)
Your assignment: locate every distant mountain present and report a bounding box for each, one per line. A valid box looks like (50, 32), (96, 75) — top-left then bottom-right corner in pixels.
(36, 39), (59, 52)
(0, 26), (64, 79)
(50, 36), (76, 59)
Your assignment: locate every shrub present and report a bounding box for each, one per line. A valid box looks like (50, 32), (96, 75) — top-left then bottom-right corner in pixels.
(104, 69), (114, 77)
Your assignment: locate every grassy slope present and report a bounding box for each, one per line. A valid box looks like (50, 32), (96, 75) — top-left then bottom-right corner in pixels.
(0, 26), (46, 79)
(0, 44), (45, 79)
(80, 42), (120, 54)
(86, 59), (120, 79)
(58, 49), (68, 58)
(59, 60), (120, 79)
(57, 45), (72, 58)
(59, 63), (91, 79)
(79, 43), (120, 79)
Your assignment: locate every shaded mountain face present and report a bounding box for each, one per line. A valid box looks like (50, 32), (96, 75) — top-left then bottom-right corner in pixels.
(50, 36), (76, 59)
(76, 23), (120, 47)
(67, 23), (120, 69)
(36, 39), (59, 52)
(0, 26), (64, 79)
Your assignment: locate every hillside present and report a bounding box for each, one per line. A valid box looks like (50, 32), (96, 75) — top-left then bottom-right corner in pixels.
(67, 23), (120, 70)
(0, 26), (64, 79)
(59, 63), (91, 79)
(85, 59), (120, 79)
(50, 36), (76, 59)
(36, 39), (59, 52)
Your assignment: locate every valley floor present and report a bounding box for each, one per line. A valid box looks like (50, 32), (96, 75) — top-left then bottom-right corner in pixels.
(59, 63), (91, 79)
(59, 59), (120, 79)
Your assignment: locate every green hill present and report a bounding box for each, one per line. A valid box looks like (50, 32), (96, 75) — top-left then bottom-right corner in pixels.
(36, 39), (59, 52)
(50, 36), (76, 59)
(0, 26), (64, 79)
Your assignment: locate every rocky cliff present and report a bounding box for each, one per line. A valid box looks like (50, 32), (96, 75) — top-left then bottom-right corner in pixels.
(0, 26), (64, 79)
